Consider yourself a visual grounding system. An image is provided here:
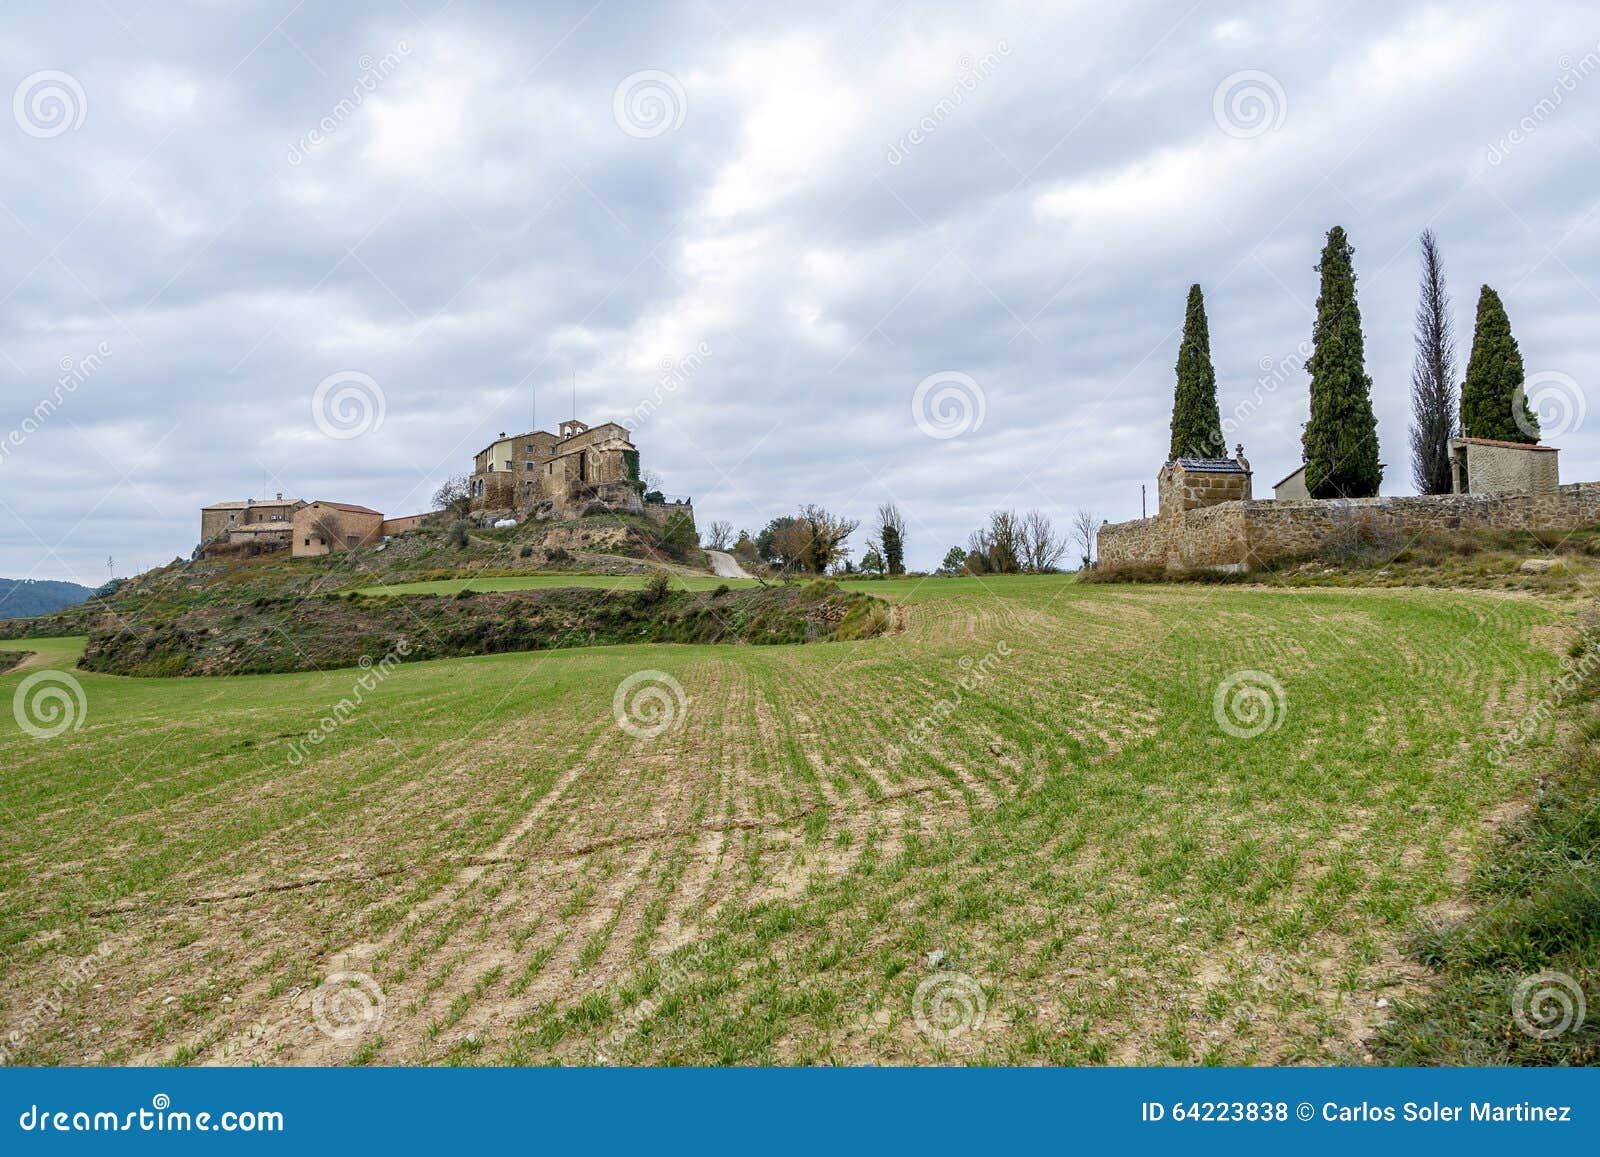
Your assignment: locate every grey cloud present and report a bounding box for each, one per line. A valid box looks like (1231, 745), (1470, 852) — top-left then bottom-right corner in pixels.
(1, 0), (1596, 582)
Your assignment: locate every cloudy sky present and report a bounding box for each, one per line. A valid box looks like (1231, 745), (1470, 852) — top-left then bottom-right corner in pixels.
(1, 0), (1596, 582)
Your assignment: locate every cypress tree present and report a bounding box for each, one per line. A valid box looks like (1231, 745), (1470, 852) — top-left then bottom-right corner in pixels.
(1168, 284), (1223, 460)
(1461, 286), (1538, 443)
(1409, 230), (1457, 494)
(1302, 226), (1383, 498)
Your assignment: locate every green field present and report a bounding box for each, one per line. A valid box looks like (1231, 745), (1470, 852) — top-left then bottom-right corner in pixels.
(0, 577), (1576, 1065)
(354, 573), (756, 597)
(352, 573), (933, 597)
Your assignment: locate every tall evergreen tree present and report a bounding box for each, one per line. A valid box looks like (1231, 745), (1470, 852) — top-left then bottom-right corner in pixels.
(1168, 284), (1223, 460)
(1460, 285), (1538, 443)
(1302, 226), (1383, 498)
(1409, 230), (1457, 494)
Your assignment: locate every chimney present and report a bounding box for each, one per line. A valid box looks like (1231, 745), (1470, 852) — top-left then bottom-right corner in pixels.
(276, 492), (283, 501)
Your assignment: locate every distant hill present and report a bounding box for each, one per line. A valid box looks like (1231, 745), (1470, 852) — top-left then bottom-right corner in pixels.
(0, 578), (96, 620)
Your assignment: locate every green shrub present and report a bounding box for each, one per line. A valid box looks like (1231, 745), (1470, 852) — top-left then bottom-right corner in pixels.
(657, 512), (699, 561)
(640, 571), (672, 605)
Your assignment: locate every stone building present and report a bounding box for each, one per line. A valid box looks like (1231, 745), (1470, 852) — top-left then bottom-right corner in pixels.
(1272, 464), (1310, 502)
(1158, 448), (1253, 514)
(200, 494), (304, 546)
(293, 501), (385, 557)
(469, 418), (643, 519)
(1450, 437), (1559, 495)
(379, 513), (430, 536)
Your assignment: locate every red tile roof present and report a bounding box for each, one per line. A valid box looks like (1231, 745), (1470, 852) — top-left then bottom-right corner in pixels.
(1452, 437), (1555, 450)
(308, 501), (383, 515)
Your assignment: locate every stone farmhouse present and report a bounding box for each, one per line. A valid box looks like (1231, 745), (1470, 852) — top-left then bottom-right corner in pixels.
(1098, 438), (1588, 573)
(199, 495), (303, 550)
(199, 494), (429, 558)
(293, 501), (385, 558)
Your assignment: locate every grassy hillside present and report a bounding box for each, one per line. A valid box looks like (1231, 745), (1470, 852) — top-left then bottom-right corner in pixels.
(80, 580), (891, 676)
(0, 577), (1583, 1067)
(0, 514), (713, 643)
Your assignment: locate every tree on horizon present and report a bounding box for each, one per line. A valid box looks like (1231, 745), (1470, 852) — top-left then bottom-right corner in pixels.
(1409, 230), (1457, 494)
(1461, 285), (1538, 444)
(1168, 284), (1224, 460)
(1302, 226), (1383, 498)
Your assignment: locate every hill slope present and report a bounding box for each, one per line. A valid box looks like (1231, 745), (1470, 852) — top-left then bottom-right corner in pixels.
(0, 578), (94, 620)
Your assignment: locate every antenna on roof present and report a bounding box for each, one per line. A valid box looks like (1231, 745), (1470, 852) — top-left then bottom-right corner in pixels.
(571, 370), (576, 422)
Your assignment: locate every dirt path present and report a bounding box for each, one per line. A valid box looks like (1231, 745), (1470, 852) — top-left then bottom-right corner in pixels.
(705, 550), (752, 579)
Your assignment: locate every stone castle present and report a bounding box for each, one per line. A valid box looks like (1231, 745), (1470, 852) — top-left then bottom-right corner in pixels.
(200, 414), (691, 558)
(469, 419), (641, 519)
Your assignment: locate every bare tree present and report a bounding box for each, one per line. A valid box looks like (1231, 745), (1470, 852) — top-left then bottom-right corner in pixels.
(1410, 229), (1457, 494)
(875, 502), (907, 574)
(1071, 508), (1100, 570)
(968, 510), (1023, 573)
(705, 520), (734, 550)
(310, 513), (349, 554)
(433, 474), (473, 520)
(1020, 510), (1068, 573)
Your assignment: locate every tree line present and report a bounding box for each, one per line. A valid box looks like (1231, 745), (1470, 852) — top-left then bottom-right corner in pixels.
(703, 500), (1100, 578)
(1168, 225), (1543, 499)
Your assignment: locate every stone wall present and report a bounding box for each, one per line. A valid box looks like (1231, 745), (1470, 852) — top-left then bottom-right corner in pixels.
(1098, 482), (1600, 572)
(642, 499), (695, 528)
